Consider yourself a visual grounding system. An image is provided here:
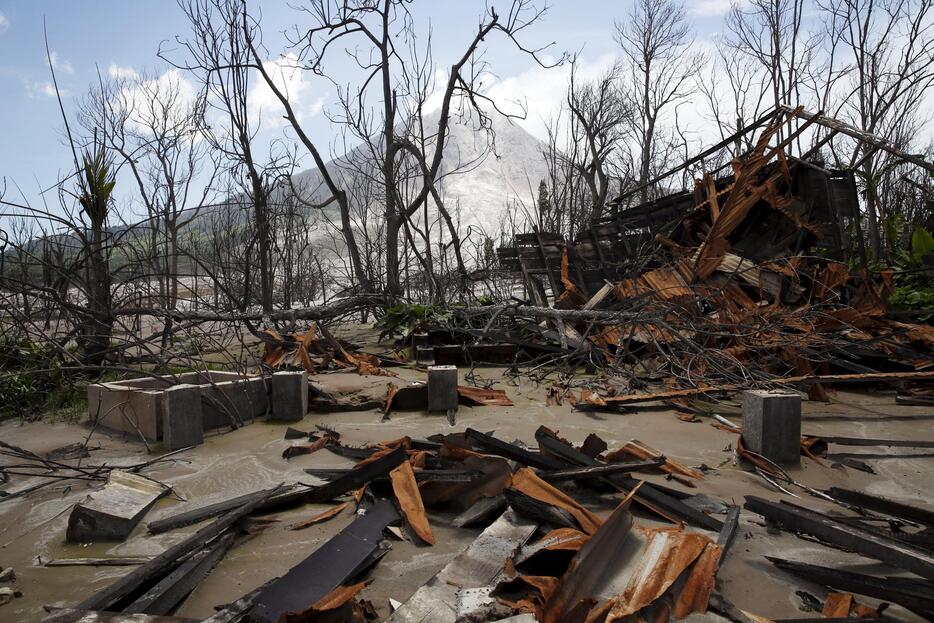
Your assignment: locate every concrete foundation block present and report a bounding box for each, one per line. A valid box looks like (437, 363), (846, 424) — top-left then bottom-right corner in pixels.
(742, 390), (801, 464)
(271, 371), (308, 421)
(66, 470), (170, 542)
(162, 384), (204, 450)
(428, 365), (458, 413)
(415, 346), (436, 366)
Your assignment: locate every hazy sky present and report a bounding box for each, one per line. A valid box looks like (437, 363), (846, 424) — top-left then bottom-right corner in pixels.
(0, 1), (733, 212)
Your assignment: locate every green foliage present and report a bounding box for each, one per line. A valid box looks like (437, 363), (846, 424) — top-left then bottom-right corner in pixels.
(375, 303), (452, 341)
(0, 338), (82, 421)
(78, 147), (116, 227)
(885, 225), (934, 321)
(912, 226), (934, 264)
(889, 286), (934, 321)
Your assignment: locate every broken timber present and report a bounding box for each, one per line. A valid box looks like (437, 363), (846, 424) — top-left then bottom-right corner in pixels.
(465, 428), (563, 470)
(745, 496), (934, 580)
(534, 427), (723, 532)
(148, 447), (406, 534)
(538, 459), (666, 481)
(767, 556), (934, 619)
(589, 370), (934, 407)
(248, 499), (400, 622)
(76, 485), (284, 611)
(123, 532), (235, 615)
(147, 485), (309, 534)
(504, 488), (580, 530)
(451, 494), (507, 528)
(304, 467), (481, 483)
(827, 487), (934, 526)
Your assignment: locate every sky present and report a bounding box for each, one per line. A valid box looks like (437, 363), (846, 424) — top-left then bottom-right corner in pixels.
(0, 0), (734, 214)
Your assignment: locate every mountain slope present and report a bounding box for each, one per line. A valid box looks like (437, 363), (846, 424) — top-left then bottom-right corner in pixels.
(290, 111), (549, 238)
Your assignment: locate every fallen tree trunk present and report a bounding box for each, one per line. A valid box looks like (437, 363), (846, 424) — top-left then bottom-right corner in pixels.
(459, 304), (640, 326)
(112, 294), (386, 323)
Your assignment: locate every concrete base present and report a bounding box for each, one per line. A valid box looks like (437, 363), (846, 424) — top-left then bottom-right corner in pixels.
(87, 371), (267, 442)
(428, 365), (458, 413)
(271, 371), (308, 421)
(162, 384), (204, 450)
(742, 390), (801, 464)
(66, 470), (169, 542)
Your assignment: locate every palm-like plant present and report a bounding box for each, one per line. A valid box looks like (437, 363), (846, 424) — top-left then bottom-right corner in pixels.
(78, 147), (115, 230)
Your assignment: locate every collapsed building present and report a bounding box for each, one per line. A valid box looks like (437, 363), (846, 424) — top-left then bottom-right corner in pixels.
(492, 107), (934, 400)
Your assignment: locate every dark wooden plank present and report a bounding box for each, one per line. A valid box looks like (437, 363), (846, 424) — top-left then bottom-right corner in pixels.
(148, 447), (406, 535)
(77, 485), (285, 611)
(534, 427), (723, 532)
(248, 499), (400, 622)
(451, 494), (507, 528)
(147, 485), (308, 534)
(745, 496), (934, 580)
(465, 428), (563, 471)
(766, 556), (934, 619)
(304, 467), (481, 483)
(304, 446), (407, 504)
(504, 488), (578, 530)
(538, 459), (665, 481)
(717, 506), (741, 563)
(828, 487), (934, 527)
(124, 533), (235, 615)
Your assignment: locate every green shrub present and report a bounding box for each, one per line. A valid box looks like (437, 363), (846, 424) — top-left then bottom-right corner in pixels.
(0, 338), (81, 421)
(375, 303), (453, 341)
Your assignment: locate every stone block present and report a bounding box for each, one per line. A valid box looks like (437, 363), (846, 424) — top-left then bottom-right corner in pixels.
(271, 371), (308, 421)
(66, 470), (170, 542)
(742, 390), (801, 465)
(162, 383), (204, 450)
(428, 365), (458, 413)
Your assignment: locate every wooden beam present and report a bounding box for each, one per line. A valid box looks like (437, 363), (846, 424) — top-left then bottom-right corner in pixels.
(76, 486), (285, 611)
(783, 106), (934, 174)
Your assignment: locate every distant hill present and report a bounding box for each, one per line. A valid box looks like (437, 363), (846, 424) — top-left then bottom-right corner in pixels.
(289, 110), (550, 240)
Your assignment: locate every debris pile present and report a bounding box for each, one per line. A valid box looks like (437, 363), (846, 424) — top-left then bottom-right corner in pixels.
(88, 426), (735, 623)
(489, 108), (934, 403)
(262, 323), (395, 377)
(47, 416), (933, 622)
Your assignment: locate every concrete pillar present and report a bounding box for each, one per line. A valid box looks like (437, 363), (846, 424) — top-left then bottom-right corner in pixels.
(742, 390), (801, 464)
(162, 384), (204, 450)
(271, 371), (308, 421)
(428, 365), (459, 413)
(415, 346), (436, 366)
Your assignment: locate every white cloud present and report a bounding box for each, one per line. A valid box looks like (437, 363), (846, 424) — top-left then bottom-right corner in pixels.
(247, 53), (324, 128)
(418, 56), (613, 144)
(0, 12), (10, 30)
(108, 63), (140, 81)
(690, 0), (741, 16)
(116, 68), (199, 133)
(49, 51), (74, 75)
(26, 81), (66, 98)
(480, 53), (618, 142)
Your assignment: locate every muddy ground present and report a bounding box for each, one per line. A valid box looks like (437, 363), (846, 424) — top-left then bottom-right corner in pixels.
(1, 349), (932, 622)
